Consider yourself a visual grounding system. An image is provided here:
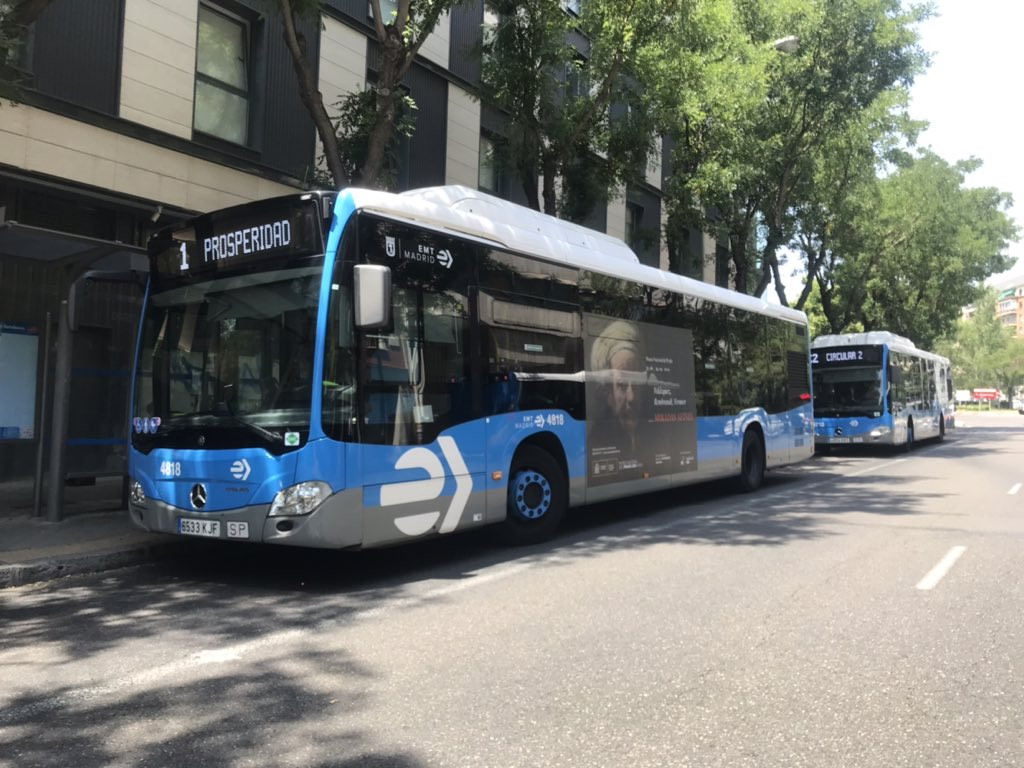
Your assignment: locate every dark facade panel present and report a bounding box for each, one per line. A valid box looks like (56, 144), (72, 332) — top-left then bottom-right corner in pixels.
(661, 134), (675, 187)
(323, 0), (368, 24)
(581, 202), (608, 234)
(627, 185), (662, 268)
(449, 0), (483, 85)
(31, 0), (123, 114)
(365, 40), (447, 190)
(260, 11), (319, 178)
(402, 64), (448, 190)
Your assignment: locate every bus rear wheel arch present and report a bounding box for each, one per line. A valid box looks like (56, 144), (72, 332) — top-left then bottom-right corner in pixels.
(738, 426), (766, 492)
(497, 444), (567, 546)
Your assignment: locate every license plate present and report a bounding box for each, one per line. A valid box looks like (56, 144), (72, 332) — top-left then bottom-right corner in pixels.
(830, 437), (851, 444)
(178, 518), (221, 537)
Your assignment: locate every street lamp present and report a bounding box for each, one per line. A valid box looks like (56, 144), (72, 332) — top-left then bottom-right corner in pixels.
(772, 35), (800, 53)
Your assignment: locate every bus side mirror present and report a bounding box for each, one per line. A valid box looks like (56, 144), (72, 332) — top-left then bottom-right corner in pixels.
(354, 264), (391, 329)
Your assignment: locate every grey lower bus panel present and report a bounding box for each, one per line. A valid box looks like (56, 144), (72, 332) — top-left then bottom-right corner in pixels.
(130, 488), (364, 549)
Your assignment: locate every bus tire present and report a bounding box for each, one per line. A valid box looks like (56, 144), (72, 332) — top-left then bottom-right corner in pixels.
(738, 429), (765, 492)
(498, 446), (567, 546)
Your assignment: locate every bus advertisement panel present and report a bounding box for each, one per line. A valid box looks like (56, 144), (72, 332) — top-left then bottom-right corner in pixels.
(584, 315), (696, 485)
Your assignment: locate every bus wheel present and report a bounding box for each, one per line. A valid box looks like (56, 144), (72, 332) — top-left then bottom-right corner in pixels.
(499, 446), (567, 545)
(738, 429), (765, 492)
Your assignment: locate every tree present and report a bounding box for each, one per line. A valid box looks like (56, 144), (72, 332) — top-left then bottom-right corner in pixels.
(480, 0), (669, 218)
(657, 0), (775, 291)
(814, 151), (1016, 348)
(0, 0), (53, 94)
(936, 289), (1024, 394)
(793, 91), (924, 313)
(275, 0), (457, 188)
(665, 0), (931, 296)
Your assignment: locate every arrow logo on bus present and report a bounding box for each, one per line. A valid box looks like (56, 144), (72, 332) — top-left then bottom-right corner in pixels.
(379, 437), (471, 537)
(436, 249), (453, 269)
(230, 458), (251, 481)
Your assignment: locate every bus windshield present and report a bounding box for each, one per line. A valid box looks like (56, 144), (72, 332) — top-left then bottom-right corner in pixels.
(132, 264), (323, 452)
(812, 366), (884, 417)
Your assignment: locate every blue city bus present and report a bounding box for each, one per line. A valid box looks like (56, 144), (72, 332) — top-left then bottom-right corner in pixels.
(128, 186), (814, 549)
(811, 331), (954, 449)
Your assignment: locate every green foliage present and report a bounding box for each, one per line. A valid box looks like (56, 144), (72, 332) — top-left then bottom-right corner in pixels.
(479, 0), (665, 217)
(815, 150), (1017, 347)
(664, 0), (933, 297)
(0, 0), (44, 99)
(936, 289), (1024, 393)
(275, 0), (455, 188)
(322, 88), (417, 190)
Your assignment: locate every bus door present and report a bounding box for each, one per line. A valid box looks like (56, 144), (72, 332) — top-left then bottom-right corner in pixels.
(354, 219), (487, 546)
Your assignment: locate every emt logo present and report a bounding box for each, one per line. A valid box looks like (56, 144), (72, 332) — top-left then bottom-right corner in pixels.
(379, 437), (472, 537)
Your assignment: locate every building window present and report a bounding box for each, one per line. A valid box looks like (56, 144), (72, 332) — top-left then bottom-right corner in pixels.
(369, 0), (399, 24)
(482, 6), (500, 42)
(564, 57), (589, 102)
(194, 4), (250, 145)
(564, 0), (582, 16)
(479, 134), (501, 193)
(625, 201), (643, 252)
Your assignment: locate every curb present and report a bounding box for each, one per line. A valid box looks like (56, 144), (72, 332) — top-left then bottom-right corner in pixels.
(0, 540), (184, 589)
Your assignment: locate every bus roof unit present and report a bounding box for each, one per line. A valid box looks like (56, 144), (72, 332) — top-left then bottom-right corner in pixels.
(349, 185), (807, 327)
(812, 331), (948, 363)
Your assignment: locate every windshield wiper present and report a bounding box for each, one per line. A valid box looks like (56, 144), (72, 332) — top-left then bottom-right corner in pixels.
(173, 410), (283, 444)
(228, 415), (283, 444)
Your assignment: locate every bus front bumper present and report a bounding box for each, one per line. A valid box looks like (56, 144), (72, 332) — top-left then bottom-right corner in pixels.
(815, 425), (892, 445)
(129, 489), (363, 550)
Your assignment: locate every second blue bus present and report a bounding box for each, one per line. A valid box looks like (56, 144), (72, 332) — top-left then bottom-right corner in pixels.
(811, 331), (954, 449)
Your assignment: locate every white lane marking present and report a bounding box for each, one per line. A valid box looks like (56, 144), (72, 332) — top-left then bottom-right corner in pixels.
(916, 546), (967, 591)
(846, 458), (907, 477)
(1009, 483), (1021, 496)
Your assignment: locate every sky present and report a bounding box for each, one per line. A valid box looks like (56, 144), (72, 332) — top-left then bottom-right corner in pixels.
(776, 0), (1024, 298)
(909, 0), (1024, 286)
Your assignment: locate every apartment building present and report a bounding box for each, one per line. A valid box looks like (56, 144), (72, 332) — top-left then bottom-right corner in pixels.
(994, 284), (1024, 337)
(962, 272), (1024, 338)
(0, 0), (713, 506)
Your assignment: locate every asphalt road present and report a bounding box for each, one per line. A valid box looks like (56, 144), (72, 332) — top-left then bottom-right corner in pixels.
(2, 413), (1023, 767)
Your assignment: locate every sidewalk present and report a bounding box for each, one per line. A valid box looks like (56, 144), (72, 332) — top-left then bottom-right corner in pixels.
(0, 477), (180, 589)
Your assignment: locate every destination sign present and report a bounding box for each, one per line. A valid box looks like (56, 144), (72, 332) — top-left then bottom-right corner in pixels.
(811, 345), (883, 367)
(148, 195), (328, 285)
(201, 219), (292, 264)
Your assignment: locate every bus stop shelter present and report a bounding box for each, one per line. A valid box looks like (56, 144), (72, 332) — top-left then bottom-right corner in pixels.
(0, 221), (147, 521)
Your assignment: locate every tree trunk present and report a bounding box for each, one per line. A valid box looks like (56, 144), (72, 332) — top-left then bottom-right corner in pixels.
(541, 150), (557, 216)
(753, 228), (785, 303)
(730, 231), (748, 294)
(278, 0), (348, 187)
(361, 27), (404, 188)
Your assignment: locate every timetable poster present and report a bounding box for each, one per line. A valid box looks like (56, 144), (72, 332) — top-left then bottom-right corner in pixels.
(0, 322), (39, 439)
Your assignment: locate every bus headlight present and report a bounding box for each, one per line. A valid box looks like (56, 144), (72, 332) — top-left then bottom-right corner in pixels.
(269, 482), (331, 517)
(129, 479), (146, 507)
(869, 426), (891, 439)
